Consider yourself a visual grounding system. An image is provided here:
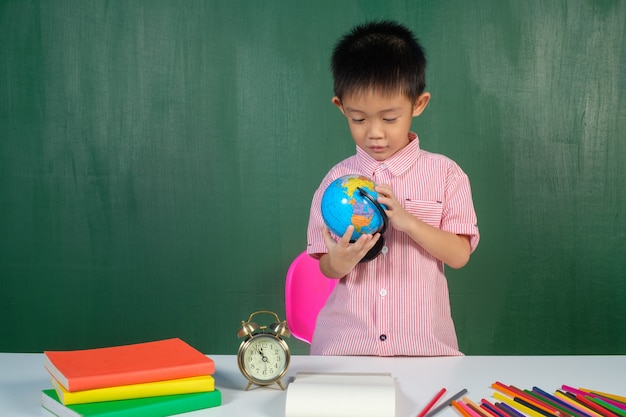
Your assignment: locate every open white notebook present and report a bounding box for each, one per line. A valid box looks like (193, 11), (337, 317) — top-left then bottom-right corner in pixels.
(285, 372), (395, 417)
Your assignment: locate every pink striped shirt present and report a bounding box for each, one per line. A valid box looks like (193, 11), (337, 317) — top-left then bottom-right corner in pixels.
(307, 133), (479, 356)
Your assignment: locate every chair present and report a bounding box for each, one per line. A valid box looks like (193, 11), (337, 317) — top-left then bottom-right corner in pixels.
(285, 251), (338, 344)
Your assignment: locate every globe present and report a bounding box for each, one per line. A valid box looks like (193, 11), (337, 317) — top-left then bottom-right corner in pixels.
(321, 174), (387, 241)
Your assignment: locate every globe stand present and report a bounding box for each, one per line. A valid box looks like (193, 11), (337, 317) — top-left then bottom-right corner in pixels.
(355, 187), (389, 263)
(352, 235), (386, 263)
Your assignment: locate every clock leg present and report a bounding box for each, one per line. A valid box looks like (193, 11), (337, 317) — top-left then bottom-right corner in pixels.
(277, 380), (285, 390)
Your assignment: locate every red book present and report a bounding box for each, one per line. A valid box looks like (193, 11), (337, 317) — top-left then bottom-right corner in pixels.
(44, 338), (215, 392)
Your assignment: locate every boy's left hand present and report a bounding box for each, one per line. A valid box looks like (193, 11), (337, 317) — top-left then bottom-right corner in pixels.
(375, 184), (472, 269)
(374, 184), (415, 234)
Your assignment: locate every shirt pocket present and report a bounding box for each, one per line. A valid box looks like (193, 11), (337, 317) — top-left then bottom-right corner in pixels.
(404, 199), (443, 228)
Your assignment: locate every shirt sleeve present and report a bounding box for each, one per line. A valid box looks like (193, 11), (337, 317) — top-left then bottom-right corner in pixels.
(441, 162), (480, 252)
(307, 178), (330, 257)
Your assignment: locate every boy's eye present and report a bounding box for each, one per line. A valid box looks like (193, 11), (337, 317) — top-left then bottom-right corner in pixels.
(351, 118), (365, 123)
(383, 117), (399, 122)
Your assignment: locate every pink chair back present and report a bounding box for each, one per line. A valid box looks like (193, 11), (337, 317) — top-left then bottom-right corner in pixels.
(285, 251), (338, 344)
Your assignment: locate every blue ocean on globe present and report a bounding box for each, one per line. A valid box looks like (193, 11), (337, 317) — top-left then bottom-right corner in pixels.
(321, 175), (387, 241)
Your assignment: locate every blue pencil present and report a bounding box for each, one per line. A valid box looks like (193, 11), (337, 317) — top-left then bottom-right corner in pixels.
(532, 387), (595, 417)
(497, 402), (526, 417)
(481, 399), (509, 417)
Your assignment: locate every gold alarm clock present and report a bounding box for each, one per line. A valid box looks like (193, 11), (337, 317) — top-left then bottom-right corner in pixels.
(237, 310), (291, 390)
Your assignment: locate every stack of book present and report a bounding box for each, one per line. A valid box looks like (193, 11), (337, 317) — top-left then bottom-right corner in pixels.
(40, 338), (221, 417)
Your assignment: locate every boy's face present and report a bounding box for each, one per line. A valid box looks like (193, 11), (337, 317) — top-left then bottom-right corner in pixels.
(333, 90), (430, 161)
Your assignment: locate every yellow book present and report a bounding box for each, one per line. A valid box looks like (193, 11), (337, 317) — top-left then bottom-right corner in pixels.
(51, 374), (215, 405)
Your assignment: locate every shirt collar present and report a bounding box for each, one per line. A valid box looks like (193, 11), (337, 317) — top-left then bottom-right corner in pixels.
(356, 132), (421, 178)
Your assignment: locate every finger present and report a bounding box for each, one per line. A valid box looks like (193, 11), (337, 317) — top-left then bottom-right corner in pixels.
(322, 226), (337, 248)
(352, 232), (376, 252)
(339, 225), (355, 245)
(375, 184), (392, 196)
(376, 196), (394, 212)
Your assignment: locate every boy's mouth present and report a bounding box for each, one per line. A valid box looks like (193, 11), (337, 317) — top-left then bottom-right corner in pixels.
(369, 146), (387, 153)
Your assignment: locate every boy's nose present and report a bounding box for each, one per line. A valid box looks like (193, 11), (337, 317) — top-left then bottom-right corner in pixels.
(367, 121), (384, 139)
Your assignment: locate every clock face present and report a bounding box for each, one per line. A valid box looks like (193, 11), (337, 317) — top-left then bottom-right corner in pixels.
(238, 333), (290, 384)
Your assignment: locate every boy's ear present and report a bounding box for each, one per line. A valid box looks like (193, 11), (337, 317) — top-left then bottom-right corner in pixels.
(412, 92), (431, 117)
(332, 96), (345, 114)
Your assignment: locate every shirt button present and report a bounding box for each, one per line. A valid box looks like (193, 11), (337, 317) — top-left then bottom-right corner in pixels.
(379, 334), (387, 341)
(381, 246), (388, 254)
(379, 289), (387, 297)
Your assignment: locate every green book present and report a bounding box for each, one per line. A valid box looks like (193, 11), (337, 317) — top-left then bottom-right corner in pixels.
(41, 388), (221, 417)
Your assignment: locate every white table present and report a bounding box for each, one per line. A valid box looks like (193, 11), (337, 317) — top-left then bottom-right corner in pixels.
(1, 353), (624, 417)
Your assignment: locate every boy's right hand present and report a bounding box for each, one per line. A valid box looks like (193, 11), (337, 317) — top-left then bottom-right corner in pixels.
(319, 225), (381, 278)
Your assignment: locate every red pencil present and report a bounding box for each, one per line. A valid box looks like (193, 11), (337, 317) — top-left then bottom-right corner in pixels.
(417, 388), (448, 417)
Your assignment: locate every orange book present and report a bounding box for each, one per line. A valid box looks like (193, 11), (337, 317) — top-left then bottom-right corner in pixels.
(44, 338), (214, 392)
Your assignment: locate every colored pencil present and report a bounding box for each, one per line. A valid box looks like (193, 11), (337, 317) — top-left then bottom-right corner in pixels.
(560, 391), (617, 417)
(589, 395), (626, 411)
(424, 389), (469, 417)
(480, 402), (504, 417)
(494, 391), (547, 417)
(526, 389), (581, 417)
(460, 401), (485, 417)
(482, 398), (509, 417)
(572, 394), (621, 417)
(417, 388), (447, 417)
(452, 400), (475, 417)
(463, 397), (492, 417)
(532, 387), (594, 417)
(554, 391), (605, 417)
(492, 382), (521, 399)
(509, 385), (565, 416)
(562, 387), (626, 412)
(589, 398), (626, 417)
(515, 395), (559, 417)
(493, 381), (563, 417)
(497, 402), (526, 417)
(562, 387), (598, 399)
(579, 390), (626, 404)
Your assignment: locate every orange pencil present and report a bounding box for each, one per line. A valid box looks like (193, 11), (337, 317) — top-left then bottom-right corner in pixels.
(452, 401), (476, 417)
(492, 382), (519, 399)
(463, 396), (492, 417)
(459, 401), (484, 417)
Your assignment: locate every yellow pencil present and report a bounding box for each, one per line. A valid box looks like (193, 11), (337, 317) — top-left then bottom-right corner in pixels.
(493, 391), (546, 417)
(492, 382), (562, 417)
(553, 391), (605, 417)
(579, 389), (626, 404)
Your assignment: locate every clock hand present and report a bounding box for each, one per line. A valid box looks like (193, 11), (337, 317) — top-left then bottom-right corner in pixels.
(257, 348), (269, 364)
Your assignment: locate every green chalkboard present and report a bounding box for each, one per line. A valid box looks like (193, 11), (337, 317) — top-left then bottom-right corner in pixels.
(1, 1), (625, 356)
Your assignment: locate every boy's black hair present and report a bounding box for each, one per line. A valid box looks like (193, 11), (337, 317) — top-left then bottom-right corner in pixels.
(331, 20), (427, 103)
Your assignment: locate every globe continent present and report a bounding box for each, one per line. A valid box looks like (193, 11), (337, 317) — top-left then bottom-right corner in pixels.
(321, 175), (385, 241)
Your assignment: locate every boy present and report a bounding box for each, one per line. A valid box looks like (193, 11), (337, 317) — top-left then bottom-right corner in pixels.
(306, 20), (480, 356)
